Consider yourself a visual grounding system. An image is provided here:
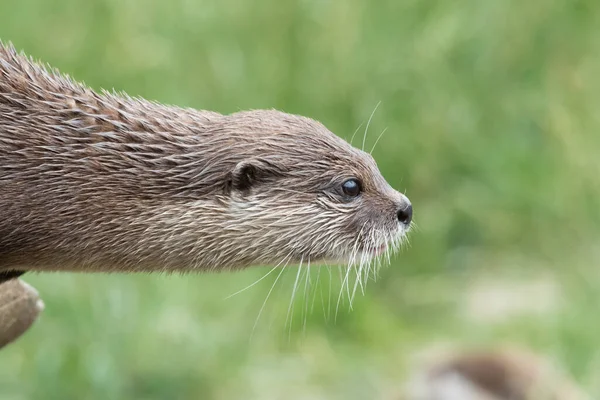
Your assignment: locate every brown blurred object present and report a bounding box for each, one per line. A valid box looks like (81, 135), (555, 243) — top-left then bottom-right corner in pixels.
(0, 279), (44, 349)
(402, 347), (589, 400)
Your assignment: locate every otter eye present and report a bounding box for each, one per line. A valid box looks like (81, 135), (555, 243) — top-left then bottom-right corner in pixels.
(341, 178), (362, 197)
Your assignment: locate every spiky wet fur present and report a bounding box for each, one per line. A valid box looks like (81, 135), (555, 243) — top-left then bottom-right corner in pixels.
(0, 41), (411, 276)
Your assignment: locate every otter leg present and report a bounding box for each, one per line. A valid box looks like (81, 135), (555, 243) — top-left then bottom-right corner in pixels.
(0, 278), (44, 349)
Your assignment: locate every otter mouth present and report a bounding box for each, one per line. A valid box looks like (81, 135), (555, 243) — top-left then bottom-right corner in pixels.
(357, 227), (408, 260)
(369, 244), (388, 257)
(354, 243), (388, 260)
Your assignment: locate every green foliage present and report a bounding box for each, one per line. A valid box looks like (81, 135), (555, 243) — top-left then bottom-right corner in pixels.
(2, 0), (600, 398)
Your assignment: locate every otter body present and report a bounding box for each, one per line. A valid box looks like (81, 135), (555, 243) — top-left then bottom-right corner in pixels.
(0, 42), (412, 277)
(0, 42), (412, 348)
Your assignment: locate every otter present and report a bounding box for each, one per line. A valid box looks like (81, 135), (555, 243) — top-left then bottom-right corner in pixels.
(0, 42), (412, 347)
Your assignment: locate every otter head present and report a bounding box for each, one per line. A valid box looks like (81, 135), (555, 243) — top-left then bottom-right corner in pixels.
(218, 110), (412, 270)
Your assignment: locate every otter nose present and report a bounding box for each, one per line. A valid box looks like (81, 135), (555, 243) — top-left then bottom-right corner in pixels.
(397, 204), (413, 226)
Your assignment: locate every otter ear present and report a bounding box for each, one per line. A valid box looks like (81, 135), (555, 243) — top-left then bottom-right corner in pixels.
(230, 158), (282, 193)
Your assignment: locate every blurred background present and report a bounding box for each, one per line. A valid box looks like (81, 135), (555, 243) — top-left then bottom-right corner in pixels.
(1, 0), (600, 398)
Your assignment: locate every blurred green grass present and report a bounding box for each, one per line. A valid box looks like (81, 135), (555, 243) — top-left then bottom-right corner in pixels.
(2, 0), (600, 398)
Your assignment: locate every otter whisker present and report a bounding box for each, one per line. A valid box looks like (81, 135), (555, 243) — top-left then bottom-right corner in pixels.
(365, 230), (378, 284)
(326, 263), (333, 322)
(350, 265), (360, 306)
(337, 266), (351, 314)
(349, 121), (364, 146)
(350, 234), (372, 307)
(285, 256), (304, 336)
(336, 223), (365, 317)
(310, 263), (322, 316)
(372, 228), (383, 278)
(362, 101), (381, 151)
(400, 230), (411, 252)
(335, 264), (348, 322)
(382, 229), (396, 278)
(369, 256), (378, 283)
(349, 258), (364, 307)
(350, 235), (371, 307)
(409, 220), (420, 233)
(364, 259), (372, 286)
(302, 258), (312, 335)
(385, 231), (393, 267)
(343, 250), (359, 310)
(224, 260), (285, 300)
(251, 257), (289, 338)
(369, 127), (388, 155)
(365, 255), (372, 283)
(365, 227), (392, 283)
